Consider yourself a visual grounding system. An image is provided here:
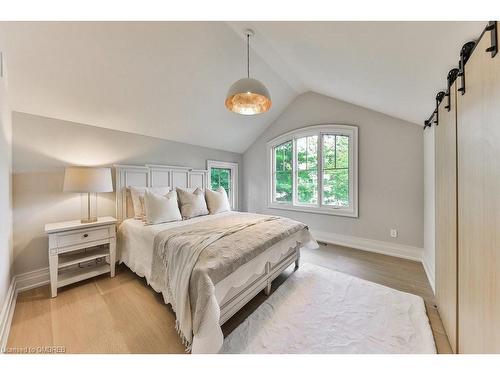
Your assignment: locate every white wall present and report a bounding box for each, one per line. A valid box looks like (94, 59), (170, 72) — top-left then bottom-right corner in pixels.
(243, 91), (424, 249)
(12, 112), (243, 276)
(0, 52), (13, 312)
(423, 126), (436, 292)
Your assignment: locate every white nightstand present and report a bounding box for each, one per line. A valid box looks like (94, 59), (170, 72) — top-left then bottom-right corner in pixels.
(44, 216), (117, 297)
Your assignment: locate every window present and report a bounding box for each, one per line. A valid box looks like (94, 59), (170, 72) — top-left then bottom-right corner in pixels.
(322, 134), (349, 207)
(207, 160), (238, 210)
(296, 135), (318, 205)
(273, 141), (293, 203)
(211, 168), (231, 197)
(268, 125), (358, 217)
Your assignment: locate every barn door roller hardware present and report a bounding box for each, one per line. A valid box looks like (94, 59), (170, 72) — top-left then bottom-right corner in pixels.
(423, 21), (497, 127)
(457, 41), (476, 95)
(434, 91), (445, 126)
(423, 91), (445, 130)
(485, 21), (498, 58)
(424, 114), (434, 130)
(424, 108), (437, 130)
(445, 68), (459, 111)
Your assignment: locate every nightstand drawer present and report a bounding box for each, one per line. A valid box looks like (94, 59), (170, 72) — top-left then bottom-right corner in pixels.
(56, 227), (111, 248)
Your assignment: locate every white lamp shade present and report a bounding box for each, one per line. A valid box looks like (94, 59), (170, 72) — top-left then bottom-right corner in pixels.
(63, 167), (113, 193)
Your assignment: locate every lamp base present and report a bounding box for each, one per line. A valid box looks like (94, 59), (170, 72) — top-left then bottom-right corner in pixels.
(81, 217), (98, 224)
(81, 192), (98, 224)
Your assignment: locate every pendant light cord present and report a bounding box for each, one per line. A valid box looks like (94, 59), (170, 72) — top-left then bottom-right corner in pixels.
(247, 33), (250, 78)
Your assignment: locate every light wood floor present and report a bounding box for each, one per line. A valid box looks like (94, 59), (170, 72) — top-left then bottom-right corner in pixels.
(7, 244), (452, 353)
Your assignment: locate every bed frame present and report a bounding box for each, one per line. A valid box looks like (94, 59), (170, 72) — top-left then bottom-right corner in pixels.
(114, 164), (300, 326)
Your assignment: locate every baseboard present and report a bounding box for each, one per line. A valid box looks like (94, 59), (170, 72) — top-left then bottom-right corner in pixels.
(309, 230), (438, 293)
(15, 267), (50, 293)
(422, 255), (435, 294)
(0, 277), (17, 351)
(310, 230), (423, 262)
(0, 267), (50, 351)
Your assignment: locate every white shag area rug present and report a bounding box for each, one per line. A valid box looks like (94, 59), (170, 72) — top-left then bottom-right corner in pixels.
(222, 263), (436, 354)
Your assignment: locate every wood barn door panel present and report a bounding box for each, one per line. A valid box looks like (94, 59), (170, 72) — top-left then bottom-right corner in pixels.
(435, 81), (458, 353)
(457, 25), (500, 353)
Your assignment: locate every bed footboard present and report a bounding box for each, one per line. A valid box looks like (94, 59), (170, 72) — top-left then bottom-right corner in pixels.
(219, 244), (301, 325)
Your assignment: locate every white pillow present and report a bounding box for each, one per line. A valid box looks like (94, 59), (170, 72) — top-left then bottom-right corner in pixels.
(129, 186), (171, 219)
(143, 190), (182, 225)
(205, 187), (231, 214)
(176, 187), (209, 219)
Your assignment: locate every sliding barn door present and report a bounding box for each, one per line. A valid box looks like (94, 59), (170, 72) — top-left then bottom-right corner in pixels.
(435, 82), (458, 353)
(457, 23), (500, 353)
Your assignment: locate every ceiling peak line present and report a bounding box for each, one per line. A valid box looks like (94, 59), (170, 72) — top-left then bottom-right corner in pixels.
(225, 21), (307, 94)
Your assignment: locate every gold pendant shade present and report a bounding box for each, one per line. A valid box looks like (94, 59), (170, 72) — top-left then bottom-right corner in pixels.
(225, 30), (271, 115)
(225, 78), (272, 115)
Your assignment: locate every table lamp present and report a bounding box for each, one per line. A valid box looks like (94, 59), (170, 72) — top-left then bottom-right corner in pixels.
(63, 167), (113, 223)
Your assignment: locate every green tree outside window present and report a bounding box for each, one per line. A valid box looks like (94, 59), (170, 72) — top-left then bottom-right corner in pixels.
(211, 167), (231, 198)
(273, 141), (293, 202)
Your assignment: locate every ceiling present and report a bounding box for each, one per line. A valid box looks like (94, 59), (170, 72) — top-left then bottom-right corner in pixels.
(0, 22), (297, 153)
(0, 21), (485, 153)
(229, 21), (485, 126)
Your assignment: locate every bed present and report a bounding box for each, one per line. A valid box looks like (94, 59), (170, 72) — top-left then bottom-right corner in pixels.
(115, 164), (317, 353)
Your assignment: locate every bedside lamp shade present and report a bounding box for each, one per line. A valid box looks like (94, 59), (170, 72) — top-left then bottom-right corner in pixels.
(63, 167), (113, 223)
(63, 167), (113, 193)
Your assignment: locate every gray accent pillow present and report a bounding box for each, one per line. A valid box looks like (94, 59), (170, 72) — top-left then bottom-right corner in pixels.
(176, 187), (209, 219)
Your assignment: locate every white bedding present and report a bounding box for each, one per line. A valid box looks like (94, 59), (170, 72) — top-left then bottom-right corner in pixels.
(117, 212), (317, 352)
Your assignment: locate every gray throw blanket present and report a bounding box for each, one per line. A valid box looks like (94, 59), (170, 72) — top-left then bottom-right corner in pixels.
(150, 212), (307, 352)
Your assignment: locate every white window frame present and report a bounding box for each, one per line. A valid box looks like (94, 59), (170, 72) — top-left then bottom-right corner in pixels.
(207, 160), (238, 210)
(267, 124), (358, 218)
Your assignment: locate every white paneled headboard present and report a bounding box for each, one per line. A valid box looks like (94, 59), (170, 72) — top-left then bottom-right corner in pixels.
(114, 164), (209, 222)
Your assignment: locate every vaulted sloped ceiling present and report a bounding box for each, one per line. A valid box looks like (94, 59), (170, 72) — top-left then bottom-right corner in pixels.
(0, 21), (485, 153)
(228, 21), (485, 127)
(0, 22), (297, 153)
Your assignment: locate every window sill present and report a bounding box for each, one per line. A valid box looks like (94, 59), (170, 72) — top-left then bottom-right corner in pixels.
(267, 203), (358, 218)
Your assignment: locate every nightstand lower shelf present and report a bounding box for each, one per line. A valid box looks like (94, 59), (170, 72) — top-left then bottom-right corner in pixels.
(58, 247), (109, 268)
(58, 263), (111, 288)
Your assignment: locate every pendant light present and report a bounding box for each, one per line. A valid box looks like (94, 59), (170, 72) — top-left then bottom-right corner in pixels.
(225, 29), (272, 115)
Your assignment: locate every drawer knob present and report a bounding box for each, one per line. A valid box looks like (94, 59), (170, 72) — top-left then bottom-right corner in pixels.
(83, 233), (89, 238)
